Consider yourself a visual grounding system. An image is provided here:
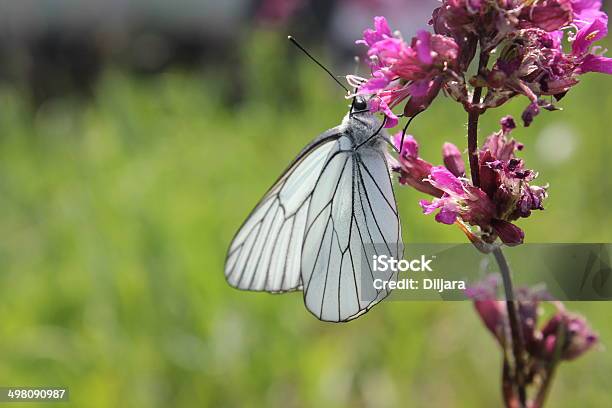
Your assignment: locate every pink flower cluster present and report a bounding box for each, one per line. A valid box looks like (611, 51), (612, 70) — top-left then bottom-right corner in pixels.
(352, 1), (611, 126)
(393, 116), (547, 245)
(347, 17), (459, 127)
(467, 275), (598, 361)
(348, 5), (604, 397)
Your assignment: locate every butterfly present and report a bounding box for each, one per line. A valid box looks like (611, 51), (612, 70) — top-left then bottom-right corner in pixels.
(224, 96), (404, 322)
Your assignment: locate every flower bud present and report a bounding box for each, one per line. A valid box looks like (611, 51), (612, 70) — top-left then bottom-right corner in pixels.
(500, 116), (516, 134)
(540, 312), (599, 360)
(491, 219), (525, 245)
(465, 276), (506, 345)
(522, 102), (541, 127)
(393, 134), (444, 197)
(442, 142), (465, 177)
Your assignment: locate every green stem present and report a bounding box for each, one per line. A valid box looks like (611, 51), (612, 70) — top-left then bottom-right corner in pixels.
(533, 319), (567, 407)
(494, 247), (528, 407)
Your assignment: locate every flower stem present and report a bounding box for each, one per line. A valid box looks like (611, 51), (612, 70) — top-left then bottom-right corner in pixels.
(468, 114), (528, 406)
(467, 108), (481, 186)
(467, 51), (489, 187)
(466, 49), (527, 406)
(533, 320), (567, 407)
(493, 247), (527, 407)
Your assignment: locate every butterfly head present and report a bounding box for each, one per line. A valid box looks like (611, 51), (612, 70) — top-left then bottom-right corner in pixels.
(346, 95), (379, 123)
(343, 97), (388, 150)
(352, 96), (368, 112)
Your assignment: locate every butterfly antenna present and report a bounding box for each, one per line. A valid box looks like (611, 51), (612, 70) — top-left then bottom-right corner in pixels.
(288, 36), (349, 93)
(348, 56), (361, 113)
(398, 111), (424, 155)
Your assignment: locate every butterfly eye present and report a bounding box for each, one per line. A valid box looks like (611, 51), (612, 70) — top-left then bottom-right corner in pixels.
(353, 97), (368, 111)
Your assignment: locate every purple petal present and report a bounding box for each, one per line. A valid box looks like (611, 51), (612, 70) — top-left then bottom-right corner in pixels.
(380, 106), (399, 128)
(374, 16), (392, 38)
(466, 275), (506, 345)
(572, 16), (608, 55)
(435, 207), (458, 224)
(407, 79), (433, 97)
(429, 166), (465, 195)
(491, 220), (525, 246)
(358, 74), (391, 94)
(468, 0), (483, 9)
(369, 97), (399, 128)
(419, 199), (443, 215)
(403, 78), (443, 117)
(571, 0), (607, 28)
(580, 54), (612, 74)
(415, 30), (433, 65)
(430, 34), (459, 61)
(359, 16), (392, 47)
(368, 38), (405, 63)
(420, 197), (458, 224)
(478, 151), (499, 200)
(393, 132), (419, 158)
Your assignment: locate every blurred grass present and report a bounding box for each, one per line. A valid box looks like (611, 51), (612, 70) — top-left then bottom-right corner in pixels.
(0, 31), (611, 407)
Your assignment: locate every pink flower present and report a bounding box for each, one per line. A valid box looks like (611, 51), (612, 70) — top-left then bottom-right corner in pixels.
(351, 17), (458, 126)
(426, 0), (612, 123)
(573, 14), (608, 55)
(467, 274), (598, 406)
(478, 119), (547, 221)
(353, 4), (610, 126)
(573, 16), (612, 75)
(392, 133), (442, 197)
(389, 30), (459, 80)
(419, 166), (501, 233)
(465, 275), (507, 344)
(490, 220), (525, 246)
(484, 2), (611, 123)
(413, 117), (546, 245)
(357, 15), (393, 47)
(467, 277), (599, 361)
(571, 0), (607, 28)
(540, 312), (599, 360)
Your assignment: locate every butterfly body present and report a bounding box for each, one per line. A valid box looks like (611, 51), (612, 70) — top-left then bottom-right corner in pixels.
(340, 111), (388, 149)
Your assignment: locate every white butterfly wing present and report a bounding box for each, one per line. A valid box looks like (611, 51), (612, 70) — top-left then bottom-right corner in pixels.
(225, 129), (341, 292)
(301, 136), (403, 322)
(225, 124), (403, 322)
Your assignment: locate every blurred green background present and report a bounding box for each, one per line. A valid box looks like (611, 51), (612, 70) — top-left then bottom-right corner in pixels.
(1, 2), (611, 407)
